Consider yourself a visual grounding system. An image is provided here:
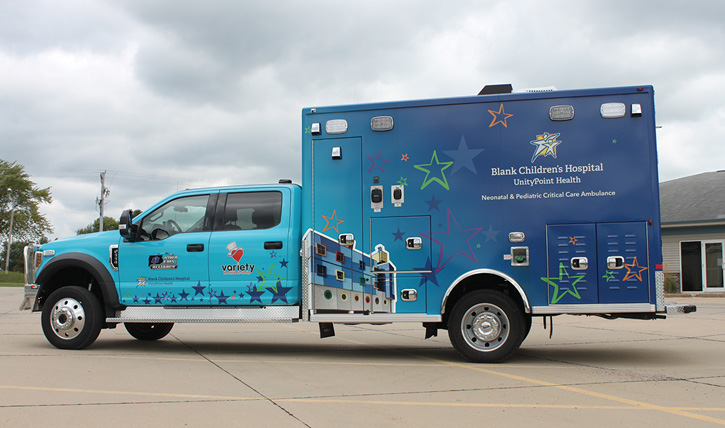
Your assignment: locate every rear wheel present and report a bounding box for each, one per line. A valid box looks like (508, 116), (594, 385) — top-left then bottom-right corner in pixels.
(448, 290), (526, 363)
(41, 286), (103, 350)
(125, 323), (174, 341)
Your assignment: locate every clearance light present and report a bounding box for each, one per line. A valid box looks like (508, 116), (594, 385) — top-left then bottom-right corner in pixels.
(371, 116), (394, 131)
(549, 105), (574, 121)
(325, 119), (348, 135)
(601, 103), (626, 118)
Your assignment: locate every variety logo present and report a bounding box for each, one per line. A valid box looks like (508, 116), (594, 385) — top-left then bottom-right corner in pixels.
(223, 242), (255, 275)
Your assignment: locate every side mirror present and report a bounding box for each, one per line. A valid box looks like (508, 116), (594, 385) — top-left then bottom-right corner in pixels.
(119, 209), (137, 241)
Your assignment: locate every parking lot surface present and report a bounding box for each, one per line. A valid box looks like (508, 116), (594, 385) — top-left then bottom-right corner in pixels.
(1, 287), (724, 427)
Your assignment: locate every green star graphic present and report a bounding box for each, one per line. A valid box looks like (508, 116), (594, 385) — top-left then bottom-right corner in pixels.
(257, 264), (286, 293)
(602, 270), (615, 282)
(397, 177), (408, 186)
(612, 139), (617, 144)
(414, 150), (453, 190)
(541, 262), (586, 304)
(304, 126), (311, 134)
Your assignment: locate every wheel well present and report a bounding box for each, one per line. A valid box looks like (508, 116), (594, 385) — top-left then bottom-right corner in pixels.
(37, 267), (104, 311)
(441, 273), (528, 328)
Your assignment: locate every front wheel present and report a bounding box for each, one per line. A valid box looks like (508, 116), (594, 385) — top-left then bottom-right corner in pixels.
(448, 290), (526, 363)
(41, 286), (103, 350)
(125, 323), (174, 341)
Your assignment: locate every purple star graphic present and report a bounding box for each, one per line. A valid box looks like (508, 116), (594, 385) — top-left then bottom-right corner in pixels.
(422, 209), (483, 274)
(269, 251), (277, 258)
(367, 150), (391, 173)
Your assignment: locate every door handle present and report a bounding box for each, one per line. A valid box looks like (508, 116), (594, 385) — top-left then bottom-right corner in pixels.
(187, 244), (204, 252)
(264, 241), (283, 250)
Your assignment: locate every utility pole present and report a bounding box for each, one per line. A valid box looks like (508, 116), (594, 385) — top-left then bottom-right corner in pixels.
(4, 193), (15, 274)
(97, 171), (109, 232)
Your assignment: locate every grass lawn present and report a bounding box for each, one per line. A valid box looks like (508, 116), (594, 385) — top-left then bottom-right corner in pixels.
(0, 271), (24, 287)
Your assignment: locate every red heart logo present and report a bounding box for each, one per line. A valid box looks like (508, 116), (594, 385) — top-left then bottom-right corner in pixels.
(230, 248), (244, 262)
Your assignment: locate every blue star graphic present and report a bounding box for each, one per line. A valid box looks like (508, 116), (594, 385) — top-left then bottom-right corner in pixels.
(280, 259), (288, 268)
(247, 285), (265, 304)
(425, 195), (442, 211)
(415, 151), (453, 191)
(142, 295), (151, 305)
(392, 228), (405, 242)
(413, 257), (439, 287)
(271, 284), (293, 303)
(178, 289), (189, 301)
(215, 291), (230, 304)
(442, 136), (484, 174)
(192, 281), (206, 296)
(153, 293), (164, 304)
(482, 225), (500, 243)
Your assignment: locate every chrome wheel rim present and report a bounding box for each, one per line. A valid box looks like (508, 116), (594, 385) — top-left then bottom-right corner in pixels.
(461, 303), (509, 352)
(50, 297), (86, 340)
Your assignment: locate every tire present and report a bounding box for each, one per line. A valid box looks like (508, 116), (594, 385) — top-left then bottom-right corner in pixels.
(41, 286), (103, 350)
(448, 290), (526, 363)
(125, 323), (174, 341)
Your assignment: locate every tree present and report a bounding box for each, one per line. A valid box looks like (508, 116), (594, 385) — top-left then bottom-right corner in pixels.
(0, 160), (52, 257)
(1, 238), (49, 272)
(76, 216), (119, 235)
(76, 210), (142, 235)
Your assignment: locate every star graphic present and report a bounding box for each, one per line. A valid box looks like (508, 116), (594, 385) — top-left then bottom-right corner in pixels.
(401, 153), (409, 162)
(413, 257), (439, 287)
(169, 294), (178, 303)
(425, 195), (442, 211)
(269, 250), (277, 258)
(304, 126), (311, 134)
(142, 295), (151, 305)
(192, 281), (206, 296)
(397, 177), (408, 186)
(541, 262), (586, 304)
(442, 136), (484, 174)
(602, 271), (616, 282)
(530, 132), (562, 163)
(321, 209), (345, 233)
(246, 284), (265, 304)
(569, 236), (578, 245)
(280, 258), (289, 268)
(622, 257), (649, 282)
(488, 103), (514, 128)
(271, 284), (293, 303)
(133, 295), (139, 303)
(482, 225), (499, 243)
(414, 150), (454, 191)
(367, 150), (391, 173)
(392, 228), (405, 241)
(215, 291), (230, 304)
(257, 264), (286, 292)
(422, 209), (483, 273)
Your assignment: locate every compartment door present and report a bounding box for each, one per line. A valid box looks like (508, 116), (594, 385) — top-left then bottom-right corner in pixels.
(546, 224), (598, 304)
(596, 222), (649, 303)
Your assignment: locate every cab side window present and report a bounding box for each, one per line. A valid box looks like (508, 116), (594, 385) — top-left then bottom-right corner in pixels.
(140, 194), (210, 240)
(221, 192), (282, 231)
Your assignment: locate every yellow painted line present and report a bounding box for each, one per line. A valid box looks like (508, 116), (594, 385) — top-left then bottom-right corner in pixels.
(422, 357), (725, 425)
(0, 385), (260, 401)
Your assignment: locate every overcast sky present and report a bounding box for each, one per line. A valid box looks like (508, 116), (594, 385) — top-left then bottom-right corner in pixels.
(2, 0), (723, 239)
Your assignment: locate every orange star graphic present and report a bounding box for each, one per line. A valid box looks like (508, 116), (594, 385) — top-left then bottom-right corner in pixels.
(622, 257), (649, 282)
(321, 209), (344, 233)
(488, 103), (514, 128)
(401, 153), (409, 162)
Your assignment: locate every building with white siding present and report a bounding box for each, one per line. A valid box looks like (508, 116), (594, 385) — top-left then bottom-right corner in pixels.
(660, 171), (725, 293)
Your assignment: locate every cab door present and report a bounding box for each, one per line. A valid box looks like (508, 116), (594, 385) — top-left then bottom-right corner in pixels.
(207, 189), (298, 305)
(118, 193), (214, 306)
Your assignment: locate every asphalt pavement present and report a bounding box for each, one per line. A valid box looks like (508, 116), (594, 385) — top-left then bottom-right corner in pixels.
(1, 287), (724, 427)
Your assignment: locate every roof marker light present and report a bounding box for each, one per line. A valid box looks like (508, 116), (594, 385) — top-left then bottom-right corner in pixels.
(325, 119), (348, 135)
(371, 116), (394, 131)
(600, 103), (626, 118)
(549, 105), (574, 121)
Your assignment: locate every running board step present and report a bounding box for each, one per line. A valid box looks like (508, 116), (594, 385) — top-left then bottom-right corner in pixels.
(664, 303), (697, 315)
(107, 306), (301, 323)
